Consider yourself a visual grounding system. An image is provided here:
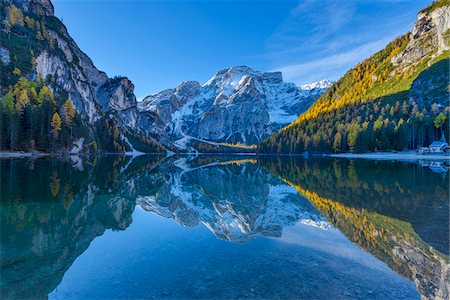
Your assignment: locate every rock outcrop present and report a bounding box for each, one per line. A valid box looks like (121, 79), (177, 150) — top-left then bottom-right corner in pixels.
(392, 4), (450, 66)
(2, 0), (54, 16)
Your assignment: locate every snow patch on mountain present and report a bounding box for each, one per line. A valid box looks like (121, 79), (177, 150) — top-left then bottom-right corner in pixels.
(138, 66), (331, 147)
(137, 164), (330, 242)
(301, 79), (334, 91)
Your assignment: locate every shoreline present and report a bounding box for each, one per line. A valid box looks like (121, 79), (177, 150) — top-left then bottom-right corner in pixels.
(2, 151), (450, 161)
(0, 152), (48, 159)
(326, 152), (450, 161)
(0, 151), (254, 159)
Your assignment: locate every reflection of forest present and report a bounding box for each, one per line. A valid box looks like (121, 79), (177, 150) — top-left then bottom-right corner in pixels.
(0, 155), (165, 299)
(259, 157), (449, 300)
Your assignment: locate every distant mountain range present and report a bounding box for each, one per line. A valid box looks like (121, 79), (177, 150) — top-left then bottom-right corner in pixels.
(0, 0), (331, 153)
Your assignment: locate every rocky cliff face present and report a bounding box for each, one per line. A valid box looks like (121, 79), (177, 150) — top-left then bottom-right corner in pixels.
(395, 2), (450, 107)
(139, 66), (331, 146)
(1, 0), (123, 123)
(0, 0), (162, 152)
(392, 3), (450, 67)
(2, 0), (54, 16)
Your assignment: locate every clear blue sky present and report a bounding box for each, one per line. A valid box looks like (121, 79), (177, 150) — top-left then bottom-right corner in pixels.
(53, 0), (432, 99)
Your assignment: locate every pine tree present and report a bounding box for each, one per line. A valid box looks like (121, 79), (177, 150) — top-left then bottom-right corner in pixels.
(6, 5), (24, 27)
(62, 99), (76, 128)
(51, 112), (62, 139)
(24, 16), (35, 29)
(0, 91), (15, 149)
(1, 91), (14, 114)
(347, 125), (360, 153)
(333, 132), (342, 152)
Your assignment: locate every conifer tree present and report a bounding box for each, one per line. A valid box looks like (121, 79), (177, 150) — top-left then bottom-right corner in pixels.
(62, 99), (76, 128)
(51, 112), (62, 140)
(434, 113), (447, 135)
(333, 132), (342, 153)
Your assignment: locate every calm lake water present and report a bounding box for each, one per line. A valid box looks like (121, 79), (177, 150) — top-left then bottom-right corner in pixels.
(1, 155), (449, 299)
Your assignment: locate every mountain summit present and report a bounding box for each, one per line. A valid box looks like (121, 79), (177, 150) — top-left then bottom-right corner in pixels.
(139, 66), (331, 147)
(301, 80), (334, 90)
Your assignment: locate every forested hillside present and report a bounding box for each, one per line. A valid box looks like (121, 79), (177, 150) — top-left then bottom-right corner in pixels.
(1, 77), (84, 151)
(259, 0), (450, 154)
(0, 1), (164, 153)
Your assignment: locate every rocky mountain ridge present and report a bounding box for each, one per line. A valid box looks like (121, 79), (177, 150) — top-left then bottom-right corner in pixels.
(392, 3), (449, 67)
(139, 66), (331, 146)
(1, 0), (134, 124)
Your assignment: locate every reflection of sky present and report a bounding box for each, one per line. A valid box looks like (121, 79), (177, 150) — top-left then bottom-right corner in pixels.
(280, 224), (392, 274)
(50, 208), (418, 299)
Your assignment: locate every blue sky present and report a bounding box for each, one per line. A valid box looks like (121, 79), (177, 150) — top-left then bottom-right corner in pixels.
(53, 0), (432, 99)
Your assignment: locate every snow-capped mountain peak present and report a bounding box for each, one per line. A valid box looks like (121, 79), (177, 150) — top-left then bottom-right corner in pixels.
(301, 79), (334, 91)
(138, 66), (331, 148)
(204, 65), (261, 87)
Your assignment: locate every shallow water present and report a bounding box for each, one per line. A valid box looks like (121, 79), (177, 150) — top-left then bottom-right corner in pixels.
(1, 155), (448, 299)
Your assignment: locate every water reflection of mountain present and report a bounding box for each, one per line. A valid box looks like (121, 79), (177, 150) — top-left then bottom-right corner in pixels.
(0, 155), (164, 299)
(259, 157), (449, 300)
(138, 156), (329, 242)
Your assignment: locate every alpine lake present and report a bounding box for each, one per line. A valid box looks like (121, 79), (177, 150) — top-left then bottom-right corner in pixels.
(1, 154), (449, 299)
